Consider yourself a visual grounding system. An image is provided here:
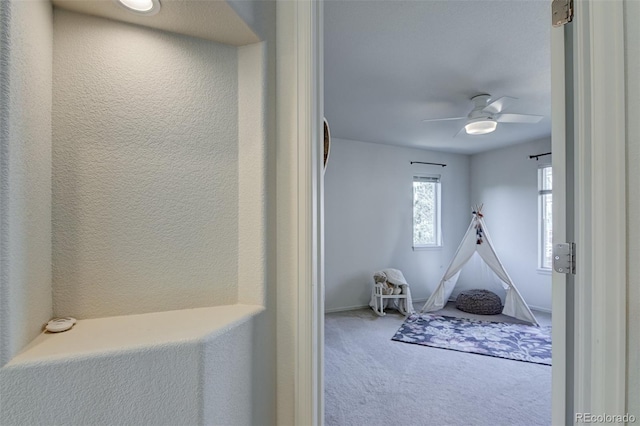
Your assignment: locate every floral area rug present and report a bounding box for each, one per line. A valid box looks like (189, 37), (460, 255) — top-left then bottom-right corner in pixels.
(391, 314), (552, 365)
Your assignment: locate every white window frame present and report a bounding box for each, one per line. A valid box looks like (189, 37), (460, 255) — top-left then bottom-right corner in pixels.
(412, 175), (442, 249)
(538, 165), (552, 271)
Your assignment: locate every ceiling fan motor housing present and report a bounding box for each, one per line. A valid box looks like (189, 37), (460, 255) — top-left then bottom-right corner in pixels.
(471, 93), (492, 107)
(469, 94), (494, 120)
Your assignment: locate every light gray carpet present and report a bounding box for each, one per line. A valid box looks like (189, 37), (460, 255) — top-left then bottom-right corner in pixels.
(325, 302), (552, 426)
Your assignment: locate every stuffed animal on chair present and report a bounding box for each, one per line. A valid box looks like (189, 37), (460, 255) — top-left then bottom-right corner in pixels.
(373, 271), (403, 295)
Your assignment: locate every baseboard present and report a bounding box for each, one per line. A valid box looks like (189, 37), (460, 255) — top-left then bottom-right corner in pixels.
(325, 300), (550, 315)
(324, 304), (370, 314)
(324, 298), (428, 314)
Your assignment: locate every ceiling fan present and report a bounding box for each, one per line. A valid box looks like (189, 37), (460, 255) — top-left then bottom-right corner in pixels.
(422, 94), (543, 136)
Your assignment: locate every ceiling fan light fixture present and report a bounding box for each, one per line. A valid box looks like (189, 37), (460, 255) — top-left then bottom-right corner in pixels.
(465, 119), (497, 135)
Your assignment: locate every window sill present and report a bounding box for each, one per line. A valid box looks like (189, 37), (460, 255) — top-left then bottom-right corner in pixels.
(537, 268), (553, 275)
(413, 246), (442, 251)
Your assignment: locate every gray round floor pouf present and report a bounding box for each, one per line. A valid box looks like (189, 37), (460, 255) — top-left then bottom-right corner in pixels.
(455, 289), (503, 315)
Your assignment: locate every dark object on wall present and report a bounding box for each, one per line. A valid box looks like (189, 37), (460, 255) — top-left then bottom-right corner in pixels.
(410, 161), (447, 167)
(529, 152), (551, 161)
(455, 289), (503, 315)
(324, 118), (331, 172)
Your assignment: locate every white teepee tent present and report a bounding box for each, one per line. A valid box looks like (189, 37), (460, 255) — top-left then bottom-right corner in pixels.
(420, 206), (539, 325)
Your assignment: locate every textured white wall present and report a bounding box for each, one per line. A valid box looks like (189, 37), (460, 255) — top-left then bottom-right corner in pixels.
(324, 137), (551, 313)
(0, 2), (279, 425)
(0, 0), (53, 366)
(467, 138), (552, 311)
(52, 10), (239, 318)
(275, 4), (297, 422)
(202, 318), (254, 425)
(240, 2), (277, 424)
(238, 42), (266, 305)
(625, 0), (639, 416)
(0, 306), (262, 426)
(324, 138), (470, 311)
(2, 343), (202, 425)
(237, 37), (278, 425)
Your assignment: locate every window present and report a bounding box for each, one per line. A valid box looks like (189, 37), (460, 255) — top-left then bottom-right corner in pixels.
(413, 175), (441, 247)
(538, 166), (553, 269)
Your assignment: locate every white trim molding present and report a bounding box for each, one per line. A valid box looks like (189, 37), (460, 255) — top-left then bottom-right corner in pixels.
(276, 0), (323, 425)
(572, 0), (627, 418)
(550, 20), (569, 425)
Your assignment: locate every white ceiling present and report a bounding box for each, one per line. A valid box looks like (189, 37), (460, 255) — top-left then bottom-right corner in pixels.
(52, 0), (260, 46)
(324, 0), (551, 155)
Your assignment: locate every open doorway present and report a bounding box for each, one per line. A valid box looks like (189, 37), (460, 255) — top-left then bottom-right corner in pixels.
(323, 2), (553, 424)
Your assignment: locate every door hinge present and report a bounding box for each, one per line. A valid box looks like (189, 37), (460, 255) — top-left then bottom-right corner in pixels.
(553, 243), (576, 274)
(552, 0), (574, 27)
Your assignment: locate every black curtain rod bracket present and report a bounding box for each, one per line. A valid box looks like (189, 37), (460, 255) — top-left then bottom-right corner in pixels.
(529, 152), (552, 161)
(410, 161), (447, 167)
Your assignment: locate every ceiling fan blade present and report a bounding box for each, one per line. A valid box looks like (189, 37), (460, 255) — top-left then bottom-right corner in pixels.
(496, 113), (543, 123)
(453, 126), (467, 138)
(421, 116), (466, 123)
(482, 96), (517, 115)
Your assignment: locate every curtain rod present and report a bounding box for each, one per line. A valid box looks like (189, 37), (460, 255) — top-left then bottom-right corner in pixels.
(410, 161), (447, 167)
(529, 152), (551, 161)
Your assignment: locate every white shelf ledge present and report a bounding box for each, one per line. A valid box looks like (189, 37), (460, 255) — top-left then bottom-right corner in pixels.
(8, 304), (263, 366)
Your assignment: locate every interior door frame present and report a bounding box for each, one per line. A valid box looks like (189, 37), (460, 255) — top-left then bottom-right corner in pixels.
(569, 0), (627, 418)
(551, 17), (570, 425)
(277, 0), (627, 424)
(276, 1), (324, 425)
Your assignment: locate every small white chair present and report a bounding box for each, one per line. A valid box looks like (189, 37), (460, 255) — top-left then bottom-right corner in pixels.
(370, 282), (414, 316)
